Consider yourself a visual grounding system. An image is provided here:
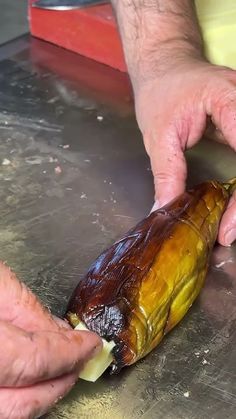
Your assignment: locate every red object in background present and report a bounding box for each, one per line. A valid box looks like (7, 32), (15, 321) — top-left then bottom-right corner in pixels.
(28, 1), (127, 72)
(29, 37), (133, 114)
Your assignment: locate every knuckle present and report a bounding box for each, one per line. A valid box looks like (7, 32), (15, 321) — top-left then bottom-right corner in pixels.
(216, 86), (236, 106)
(207, 78), (236, 130)
(205, 71), (234, 100)
(153, 169), (186, 185)
(151, 153), (186, 180)
(152, 170), (172, 182)
(213, 79), (236, 106)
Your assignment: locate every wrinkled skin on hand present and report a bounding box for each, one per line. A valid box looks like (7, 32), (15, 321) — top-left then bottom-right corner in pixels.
(134, 59), (236, 246)
(0, 262), (102, 419)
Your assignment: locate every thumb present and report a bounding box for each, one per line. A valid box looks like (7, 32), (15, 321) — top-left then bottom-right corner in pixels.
(147, 130), (187, 208)
(218, 193), (236, 246)
(0, 321), (102, 387)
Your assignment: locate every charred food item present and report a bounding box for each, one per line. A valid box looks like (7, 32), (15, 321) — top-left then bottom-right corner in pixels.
(66, 178), (236, 381)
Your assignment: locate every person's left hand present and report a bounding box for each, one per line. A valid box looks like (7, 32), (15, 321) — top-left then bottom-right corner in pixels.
(0, 261), (102, 418)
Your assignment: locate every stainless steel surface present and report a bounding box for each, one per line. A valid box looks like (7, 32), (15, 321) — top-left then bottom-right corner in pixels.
(32, 0), (108, 10)
(0, 36), (236, 419)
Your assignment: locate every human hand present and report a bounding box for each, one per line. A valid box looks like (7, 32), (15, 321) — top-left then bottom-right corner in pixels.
(0, 262), (102, 419)
(134, 59), (236, 246)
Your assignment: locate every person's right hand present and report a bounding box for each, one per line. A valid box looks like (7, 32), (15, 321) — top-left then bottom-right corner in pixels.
(0, 262), (102, 419)
(133, 58), (236, 246)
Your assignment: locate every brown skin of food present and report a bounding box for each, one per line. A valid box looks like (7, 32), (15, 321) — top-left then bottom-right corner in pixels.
(66, 179), (236, 373)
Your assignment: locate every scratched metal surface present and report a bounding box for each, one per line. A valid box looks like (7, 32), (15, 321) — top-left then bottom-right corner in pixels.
(0, 36), (236, 419)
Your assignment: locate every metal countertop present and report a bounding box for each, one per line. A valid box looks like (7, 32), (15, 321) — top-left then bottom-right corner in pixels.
(0, 36), (236, 419)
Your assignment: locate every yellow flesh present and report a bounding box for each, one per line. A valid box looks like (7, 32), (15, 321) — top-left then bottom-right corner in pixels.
(126, 221), (208, 363)
(75, 322), (115, 382)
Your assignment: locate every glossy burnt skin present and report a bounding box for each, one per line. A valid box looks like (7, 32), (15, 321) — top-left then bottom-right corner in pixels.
(66, 178), (236, 373)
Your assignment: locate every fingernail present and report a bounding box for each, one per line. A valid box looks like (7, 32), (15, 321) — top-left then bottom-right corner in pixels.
(224, 229), (236, 246)
(53, 315), (72, 330)
(150, 200), (160, 214)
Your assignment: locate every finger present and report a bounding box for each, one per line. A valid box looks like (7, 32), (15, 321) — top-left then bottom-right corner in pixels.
(0, 262), (61, 332)
(0, 321), (102, 387)
(147, 129), (187, 206)
(0, 371), (77, 419)
(52, 315), (72, 330)
(210, 83), (236, 152)
(218, 193), (236, 246)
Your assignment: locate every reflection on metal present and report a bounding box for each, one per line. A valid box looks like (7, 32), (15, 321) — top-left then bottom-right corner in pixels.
(33, 0), (108, 11)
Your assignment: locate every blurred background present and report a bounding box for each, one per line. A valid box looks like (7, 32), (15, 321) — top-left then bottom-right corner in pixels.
(0, 0), (28, 44)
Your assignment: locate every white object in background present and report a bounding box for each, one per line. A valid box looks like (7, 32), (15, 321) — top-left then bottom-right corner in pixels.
(196, 0), (236, 69)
